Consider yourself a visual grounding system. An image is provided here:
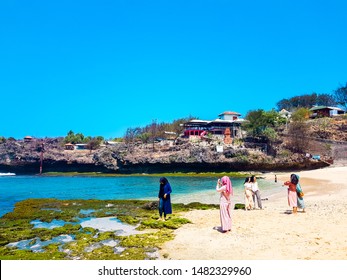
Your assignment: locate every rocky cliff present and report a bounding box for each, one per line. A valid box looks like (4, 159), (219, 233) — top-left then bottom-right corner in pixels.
(0, 137), (328, 175)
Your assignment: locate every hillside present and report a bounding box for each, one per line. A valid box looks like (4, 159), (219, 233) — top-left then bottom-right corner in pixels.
(1, 118), (346, 174)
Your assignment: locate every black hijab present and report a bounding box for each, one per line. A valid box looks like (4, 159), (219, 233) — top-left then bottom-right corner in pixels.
(159, 177), (169, 198)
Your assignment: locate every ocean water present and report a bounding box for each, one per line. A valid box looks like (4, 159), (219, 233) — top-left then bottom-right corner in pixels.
(0, 175), (281, 217)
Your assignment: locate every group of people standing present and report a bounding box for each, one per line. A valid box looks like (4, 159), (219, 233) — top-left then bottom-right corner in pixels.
(283, 174), (305, 214)
(243, 175), (263, 211)
(157, 173), (305, 233)
(214, 175), (263, 233)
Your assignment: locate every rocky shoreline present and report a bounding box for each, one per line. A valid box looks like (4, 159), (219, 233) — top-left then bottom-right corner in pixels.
(0, 138), (329, 175)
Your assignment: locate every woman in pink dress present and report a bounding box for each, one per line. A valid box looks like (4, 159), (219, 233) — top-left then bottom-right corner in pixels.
(216, 176), (233, 232)
(283, 174), (298, 214)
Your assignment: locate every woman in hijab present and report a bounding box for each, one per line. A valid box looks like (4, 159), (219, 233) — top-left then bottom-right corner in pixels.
(294, 174), (306, 213)
(158, 177), (172, 220)
(216, 176), (233, 232)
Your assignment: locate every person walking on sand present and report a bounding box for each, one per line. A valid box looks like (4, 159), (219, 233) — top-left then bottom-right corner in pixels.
(294, 174), (306, 213)
(283, 174), (298, 214)
(158, 177), (172, 220)
(216, 176), (233, 232)
(250, 175), (263, 209)
(244, 177), (254, 211)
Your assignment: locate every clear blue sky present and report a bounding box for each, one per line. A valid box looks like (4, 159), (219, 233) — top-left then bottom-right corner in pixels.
(1, 0), (346, 139)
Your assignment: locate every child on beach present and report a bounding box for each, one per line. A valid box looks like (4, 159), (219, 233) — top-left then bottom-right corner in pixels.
(283, 174), (298, 214)
(216, 176), (233, 232)
(244, 177), (254, 210)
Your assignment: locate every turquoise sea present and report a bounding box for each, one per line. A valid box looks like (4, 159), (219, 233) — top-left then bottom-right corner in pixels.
(0, 174), (281, 217)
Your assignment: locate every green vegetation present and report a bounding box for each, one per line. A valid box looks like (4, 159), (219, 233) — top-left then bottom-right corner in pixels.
(291, 107), (311, 122)
(3, 82), (344, 151)
(63, 130), (104, 150)
(277, 92), (336, 111)
(0, 198), (218, 260)
(276, 83), (347, 112)
(244, 109), (286, 140)
(334, 82), (347, 109)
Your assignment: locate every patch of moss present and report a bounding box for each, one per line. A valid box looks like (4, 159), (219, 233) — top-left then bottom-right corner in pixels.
(96, 232), (117, 242)
(0, 246), (67, 260)
(116, 215), (140, 225)
(235, 203), (245, 210)
(0, 198), (217, 260)
(175, 202), (219, 211)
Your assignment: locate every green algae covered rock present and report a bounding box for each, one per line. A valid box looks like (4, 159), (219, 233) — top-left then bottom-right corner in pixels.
(0, 198), (217, 260)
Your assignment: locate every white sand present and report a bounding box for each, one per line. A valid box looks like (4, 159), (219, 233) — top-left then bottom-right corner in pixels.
(159, 166), (347, 260)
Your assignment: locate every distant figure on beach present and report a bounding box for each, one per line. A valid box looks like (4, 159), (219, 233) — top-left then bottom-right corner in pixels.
(275, 174), (277, 183)
(294, 174), (305, 213)
(158, 177), (172, 221)
(244, 177), (254, 211)
(250, 175), (263, 209)
(216, 176), (233, 232)
(283, 174), (298, 214)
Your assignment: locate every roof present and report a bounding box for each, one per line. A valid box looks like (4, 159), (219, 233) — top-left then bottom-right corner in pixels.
(310, 106), (345, 112)
(212, 118), (234, 123)
(218, 111), (241, 116)
(183, 118), (246, 126)
(185, 119), (210, 124)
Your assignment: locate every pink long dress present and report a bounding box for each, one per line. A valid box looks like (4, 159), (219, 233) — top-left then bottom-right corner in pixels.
(284, 181), (297, 207)
(216, 184), (232, 231)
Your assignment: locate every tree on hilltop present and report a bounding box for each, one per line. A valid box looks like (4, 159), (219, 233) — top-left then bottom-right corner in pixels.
(334, 83), (347, 109)
(291, 108), (311, 122)
(244, 109), (286, 139)
(277, 93), (336, 111)
(64, 131), (104, 149)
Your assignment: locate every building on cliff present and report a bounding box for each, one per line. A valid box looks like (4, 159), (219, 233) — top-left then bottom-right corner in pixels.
(181, 111), (246, 141)
(64, 143), (75, 150)
(309, 106), (346, 118)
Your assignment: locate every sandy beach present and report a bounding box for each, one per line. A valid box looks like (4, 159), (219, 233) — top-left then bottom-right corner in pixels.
(160, 165), (347, 260)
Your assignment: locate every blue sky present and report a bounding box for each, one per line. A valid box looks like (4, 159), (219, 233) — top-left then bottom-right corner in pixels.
(1, 0), (346, 139)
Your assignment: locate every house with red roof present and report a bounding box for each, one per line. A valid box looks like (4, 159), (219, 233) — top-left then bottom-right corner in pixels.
(182, 111), (246, 140)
